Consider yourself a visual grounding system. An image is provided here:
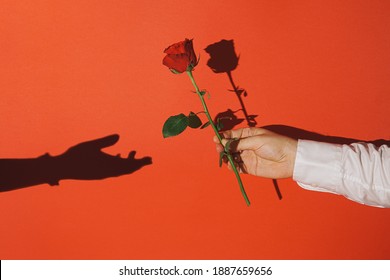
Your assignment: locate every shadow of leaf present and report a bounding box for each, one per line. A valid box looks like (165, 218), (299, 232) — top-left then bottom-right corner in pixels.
(214, 109), (245, 131)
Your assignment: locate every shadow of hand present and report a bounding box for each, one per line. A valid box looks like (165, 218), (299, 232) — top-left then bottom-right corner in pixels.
(0, 134), (152, 192)
(58, 134), (152, 180)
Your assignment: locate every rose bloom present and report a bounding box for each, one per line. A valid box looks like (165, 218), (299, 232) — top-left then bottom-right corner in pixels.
(163, 39), (198, 73)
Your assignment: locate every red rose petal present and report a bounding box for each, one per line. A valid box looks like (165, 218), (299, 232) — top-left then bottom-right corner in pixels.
(164, 40), (186, 55)
(162, 54), (189, 73)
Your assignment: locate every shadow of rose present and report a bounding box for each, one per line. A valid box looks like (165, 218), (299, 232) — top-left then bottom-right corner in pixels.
(205, 39), (258, 128)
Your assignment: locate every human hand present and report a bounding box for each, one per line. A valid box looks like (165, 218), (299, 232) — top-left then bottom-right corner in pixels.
(58, 134), (152, 180)
(213, 127), (297, 179)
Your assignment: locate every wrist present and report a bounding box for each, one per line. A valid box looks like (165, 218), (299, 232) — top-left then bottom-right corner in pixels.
(37, 153), (61, 186)
(287, 138), (298, 178)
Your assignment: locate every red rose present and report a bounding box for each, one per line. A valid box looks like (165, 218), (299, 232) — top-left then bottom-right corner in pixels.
(163, 39), (198, 73)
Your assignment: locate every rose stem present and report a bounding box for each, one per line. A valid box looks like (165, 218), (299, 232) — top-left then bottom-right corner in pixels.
(227, 71), (281, 199)
(186, 70), (250, 206)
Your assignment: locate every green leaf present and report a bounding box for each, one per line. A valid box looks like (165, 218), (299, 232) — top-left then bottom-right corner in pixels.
(188, 112), (202, 128)
(162, 114), (189, 138)
(199, 90), (206, 96)
(200, 121), (211, 129)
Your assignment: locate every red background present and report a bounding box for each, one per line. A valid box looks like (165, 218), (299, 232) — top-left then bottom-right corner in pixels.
(1, 0), (389, 259)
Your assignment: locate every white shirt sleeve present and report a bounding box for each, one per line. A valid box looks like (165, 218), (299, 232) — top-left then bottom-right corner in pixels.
(292, 139), (390, 208)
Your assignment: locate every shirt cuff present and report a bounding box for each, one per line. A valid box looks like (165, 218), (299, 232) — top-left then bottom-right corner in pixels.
(293, 139), (342, 194)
